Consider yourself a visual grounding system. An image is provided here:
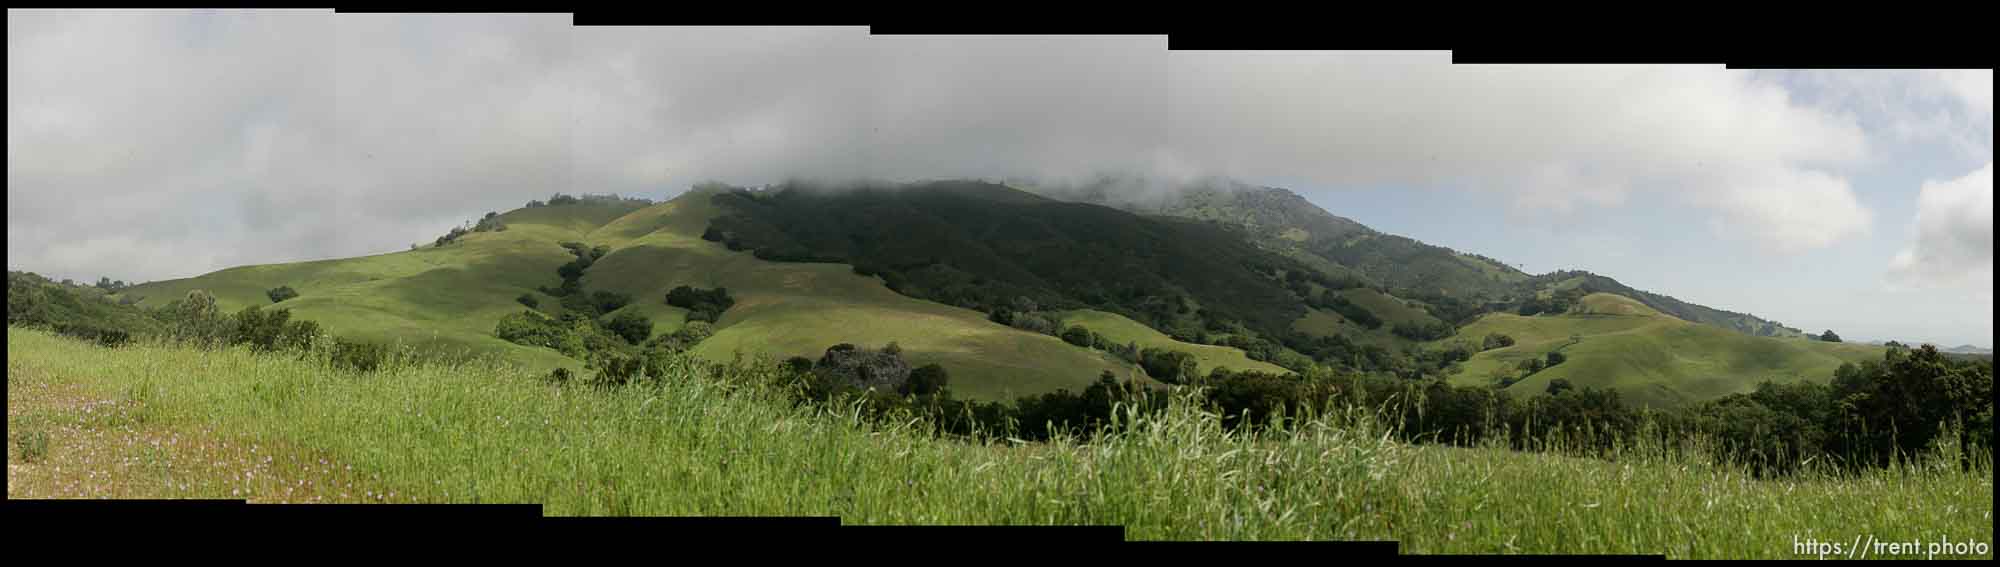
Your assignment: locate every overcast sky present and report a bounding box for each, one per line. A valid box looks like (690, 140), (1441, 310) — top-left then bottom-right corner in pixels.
(8, 12), (1993, 346)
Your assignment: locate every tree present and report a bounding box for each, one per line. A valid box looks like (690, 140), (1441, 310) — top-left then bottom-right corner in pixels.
(1545, 351), (1567, 367)
(604, 311), (653, 345)
(517, 293), (539, 309)
(1546, 378), (1574, 396)
(1820, 329), (1842, 343)
(1060, 326), (1093, 347)
(903, 364), (950, 397)
(1482, 333), (1516, 351)
(266, 286), (299, 303)
(1140, 348), (1200, 384)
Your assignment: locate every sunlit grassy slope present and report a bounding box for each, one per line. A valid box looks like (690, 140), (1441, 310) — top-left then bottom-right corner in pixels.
(116, 191), (1137, 401)
(1444, 293), (1885, 407)
(114, 201), (653, 372)
(1289, 287), (1442, 349)
(1056, 309), (1291, 377)
(582, 187), (1139, 401)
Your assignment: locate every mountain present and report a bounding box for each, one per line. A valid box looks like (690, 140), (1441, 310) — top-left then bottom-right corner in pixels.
(1024, 177), (1804, 338)
(703, 180), (1319, 344)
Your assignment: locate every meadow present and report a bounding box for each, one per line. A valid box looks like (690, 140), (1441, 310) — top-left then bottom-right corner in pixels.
(8, 327), (1990, 556)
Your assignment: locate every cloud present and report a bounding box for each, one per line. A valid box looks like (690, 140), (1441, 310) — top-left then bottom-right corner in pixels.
(1, 16), (1929, 285)
(1888, 162), (1994, 295)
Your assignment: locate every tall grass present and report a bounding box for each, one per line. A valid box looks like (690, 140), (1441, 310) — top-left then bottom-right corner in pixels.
(8, 327), (1992, 556)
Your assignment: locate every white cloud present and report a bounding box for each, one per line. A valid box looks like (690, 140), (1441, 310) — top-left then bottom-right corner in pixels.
(1888, 162), (1994, 295)
(3, 17), (1928, 285)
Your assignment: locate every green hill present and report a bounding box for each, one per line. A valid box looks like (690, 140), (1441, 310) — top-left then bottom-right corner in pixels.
(1055, 309), (1291, 377)
(579, 186), (1139, 401)
(1446, 293), (1883, 407)
(117, 190), (1139, 401)
(116, 199), (655, 371)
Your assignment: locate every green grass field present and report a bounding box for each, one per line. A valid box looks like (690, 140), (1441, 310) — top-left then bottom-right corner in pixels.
(112, 191), (1138, 402)
(1056, 309), (1291, 377)
(1445, 294), (1886, 407)
(9, 327), (1990, 555)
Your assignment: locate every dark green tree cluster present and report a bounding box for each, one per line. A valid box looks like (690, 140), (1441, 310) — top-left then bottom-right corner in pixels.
(1517, 287), (1587, 316)
(1481, 333), (1516, 350)
(603, 311), (653, 345)
(433, 225), (470, 247)
(1391, 320), (1456, 341)
(1819, 329), (1842, 343)
(665, 285), (735, 323)
(539, 241), (609, 299)
(472, 212), (507, 233)
(1138, 347), (1200, 384)
(267, 285), (299, 304)
(94, 276), (132, 292)
(1304, 289), (1383, 329)
(702, 182), (1323, 355)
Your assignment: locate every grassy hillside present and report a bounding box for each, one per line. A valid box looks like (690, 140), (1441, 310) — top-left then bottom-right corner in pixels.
(115, 190), (1135, 402)
(1446, 294), (1885, 407)
(578, 187), (1138, 401)
(114, 200), (655, 372)
(1056, 309), (1291, 377)
(10, 327), (1989, 555)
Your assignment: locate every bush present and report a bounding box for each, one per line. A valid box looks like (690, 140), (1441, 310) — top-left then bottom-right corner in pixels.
(266, 286), (299, 304)
(517, 293), (540, 309)
(1481, 333), (1516, 350)
(1139, 348), (1200, 384)
(903, 364), (950, 397)
(813, 343), (913, 392)
(332, 339), (390, 373)
(1060, 326), (1093, 347)
(54, 323), (132, 348)
(591, 290), (633, 314)
(496, 310), (565, 348)
(666, 286), (735, 323)
(604, 311), (653, 345)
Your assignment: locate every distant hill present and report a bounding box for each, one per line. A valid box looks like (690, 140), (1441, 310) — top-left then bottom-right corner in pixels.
(1026, 177), (1804, 338)
(1445, 293), (1883, 408)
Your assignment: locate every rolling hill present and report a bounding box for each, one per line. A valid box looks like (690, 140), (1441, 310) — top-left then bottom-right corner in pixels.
(1026, 177), (1804, 338)
(1443, 293), (1883, 408)
(104, 178), (1884, 408)
(117, 189), (1287, 401)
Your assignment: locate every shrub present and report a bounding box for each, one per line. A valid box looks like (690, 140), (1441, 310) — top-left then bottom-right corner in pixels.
(666, 286), (735, 323)
(1481, 333), (1516, 350)
(1140, 348), (1200, 384)
(517, 293), (540, 309)
(903, 364), (950, 397)
(1060, 326), (1093, 347)
(591, 290), (632, 314)
(266, 286), (299, 304)
(604, 311), (653, 345)
(332, 339), (390, 373)
(496, 310), (565, 348)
